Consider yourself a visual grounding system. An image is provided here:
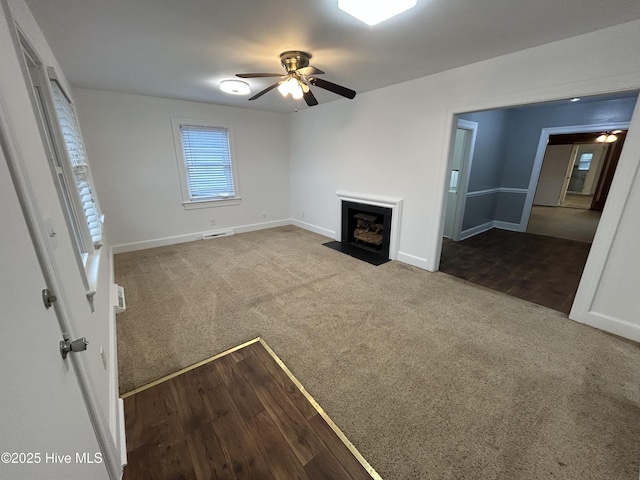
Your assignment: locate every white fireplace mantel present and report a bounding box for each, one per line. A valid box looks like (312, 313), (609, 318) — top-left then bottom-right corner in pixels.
(336, 190), (403, 260)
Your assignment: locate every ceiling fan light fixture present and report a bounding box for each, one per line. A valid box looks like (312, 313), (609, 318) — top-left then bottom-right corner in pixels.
(291, 84), (304, 100)
(596, 133), (618, 143)
(278, 77), (305, 99)
(338, 0), (417, 26)
(219, 79), (250, 95)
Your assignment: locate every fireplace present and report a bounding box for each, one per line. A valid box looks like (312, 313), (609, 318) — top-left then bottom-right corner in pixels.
(324, 193), (401, 266)
(341, 201), (392, 260)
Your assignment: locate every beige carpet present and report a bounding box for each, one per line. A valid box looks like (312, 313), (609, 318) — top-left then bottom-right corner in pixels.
(115, 226), (640, 480)
(527, 205), (601, 243)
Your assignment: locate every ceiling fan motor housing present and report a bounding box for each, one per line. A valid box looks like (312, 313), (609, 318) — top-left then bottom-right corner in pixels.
(280, 51), (311, 73)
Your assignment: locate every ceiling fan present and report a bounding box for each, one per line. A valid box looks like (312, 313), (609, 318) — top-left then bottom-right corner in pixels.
(236, 51), (356, 107)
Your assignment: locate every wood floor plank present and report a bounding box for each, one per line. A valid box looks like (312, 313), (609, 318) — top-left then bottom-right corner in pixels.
(440, 229), (590, 314)
(202, 382), (276, 480)
(185, 422), (235, 480)
(124, 380), (185, 452)
(246, 409), (312, 480)
(214, 354), (265, 421)
(237, 352), (326, 465)
(123, 438), (197, 480)
(304, 447), (354, 480)
(309, 414), (374, 480)
(248, 341), (319, 420)
(122, 340), (377, 480)
(169, 369), (213, 437)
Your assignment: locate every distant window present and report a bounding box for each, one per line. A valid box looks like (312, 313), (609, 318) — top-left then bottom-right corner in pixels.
(172, 119), (240, 209)
(577, 153), (593, 171)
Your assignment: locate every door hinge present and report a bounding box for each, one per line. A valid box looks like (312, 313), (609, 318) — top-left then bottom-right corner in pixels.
(42, 288), (57, 309)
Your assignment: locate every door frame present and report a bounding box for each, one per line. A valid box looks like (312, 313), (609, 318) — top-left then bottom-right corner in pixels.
(520, 121), (631, 229)
(445, 118), (478, 241)
(0, 3), (121, 477)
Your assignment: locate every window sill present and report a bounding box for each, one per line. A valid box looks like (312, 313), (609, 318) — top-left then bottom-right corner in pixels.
(182, 197), (241, 210)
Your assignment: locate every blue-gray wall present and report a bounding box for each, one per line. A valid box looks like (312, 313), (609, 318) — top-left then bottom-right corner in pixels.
(459, 94), (638, 235)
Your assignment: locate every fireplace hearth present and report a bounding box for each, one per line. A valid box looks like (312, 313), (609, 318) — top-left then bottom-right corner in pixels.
(324, 200), (392, 265)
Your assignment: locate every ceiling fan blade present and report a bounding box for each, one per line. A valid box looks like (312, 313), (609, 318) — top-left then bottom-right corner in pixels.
(248, 81), (281, 101)
(297, 66), (325, 76)
(310, 77), (356, 99)
(236, 73), (283, 78)
(303, 89), (319, 107)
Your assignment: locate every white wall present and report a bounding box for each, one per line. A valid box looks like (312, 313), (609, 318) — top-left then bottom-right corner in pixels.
(289, 20), (640, 340)
(73, 88), (290, 250)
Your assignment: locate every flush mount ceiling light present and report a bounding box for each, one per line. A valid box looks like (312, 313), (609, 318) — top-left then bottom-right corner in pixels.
(338, 0), (417, 26)
(219, 79), (250, 95)
(570, 97), (581, 102)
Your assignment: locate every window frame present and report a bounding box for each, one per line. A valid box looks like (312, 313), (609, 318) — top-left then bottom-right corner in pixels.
(171, 117), (241, 210)
(19, 34), (103, 304)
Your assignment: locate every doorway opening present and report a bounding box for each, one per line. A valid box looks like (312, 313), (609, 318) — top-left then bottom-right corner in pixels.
(438, 91), (638, 314)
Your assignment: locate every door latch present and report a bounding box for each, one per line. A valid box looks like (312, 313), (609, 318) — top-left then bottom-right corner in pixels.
(42, 288), (57, 309)
(60, 334), (89, 360)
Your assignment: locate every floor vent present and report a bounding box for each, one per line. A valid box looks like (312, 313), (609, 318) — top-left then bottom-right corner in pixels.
(202, 230), (234, 240)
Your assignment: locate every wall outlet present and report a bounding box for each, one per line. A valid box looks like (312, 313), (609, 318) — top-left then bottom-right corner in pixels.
(210, 218), (216, 226)
(302, 212), (305, 218)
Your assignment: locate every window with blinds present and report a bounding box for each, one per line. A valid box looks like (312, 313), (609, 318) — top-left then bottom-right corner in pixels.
(50, 80), (103, 248)
(178, 125), (236, 201)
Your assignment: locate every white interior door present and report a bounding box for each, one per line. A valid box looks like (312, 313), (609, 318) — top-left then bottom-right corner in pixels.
(0, 148), (109, 479)
(533, 144), (574, 206)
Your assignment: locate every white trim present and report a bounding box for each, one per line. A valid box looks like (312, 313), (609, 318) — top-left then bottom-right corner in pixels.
(111, 219), (290, 254)
(459, 220), (520, 240)
(182, 197), (241, 210)
(572, 312), (640, 344)
(449, 119), (478, 241)
(466, 187), (499, 197)
(570, 100), (640, 332)
(521, 121), (631, 230)
(499, 187), (528, 195)
(466, 187), (528, 197)
(493, 220), (520, 231)
(396, 251), (429, 269)
(459, 221), (494, 240)
(170, 116), (241, 206)
(291, 219), (335, 238)
(336, 190), (403, 260)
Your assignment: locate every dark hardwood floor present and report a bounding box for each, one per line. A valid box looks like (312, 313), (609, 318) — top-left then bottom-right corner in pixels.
(122, 339), (377, 480)
(439, 229), (592, 314)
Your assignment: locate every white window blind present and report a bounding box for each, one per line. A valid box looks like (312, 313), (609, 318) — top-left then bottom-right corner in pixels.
(179, 125), (235, 201)
(50, 81), (103, 247)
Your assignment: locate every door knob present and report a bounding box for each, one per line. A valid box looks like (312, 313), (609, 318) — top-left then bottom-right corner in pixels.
(60, 335), (89, 360)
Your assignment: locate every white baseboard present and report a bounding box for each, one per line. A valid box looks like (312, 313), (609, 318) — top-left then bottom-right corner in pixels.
(571, 311), (640, 343)
(232, 219), (290, 234)
(493, 220), (521, 231)
(396, 251), (431, 270)
(459, 220), (523, 240)
(291, 219), (335, 239)
(459, 221), (493, 240)
(112, 219), (291, 254)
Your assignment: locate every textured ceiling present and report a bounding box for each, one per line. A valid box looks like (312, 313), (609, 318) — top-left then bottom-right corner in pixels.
(24, 0), (640, 113)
